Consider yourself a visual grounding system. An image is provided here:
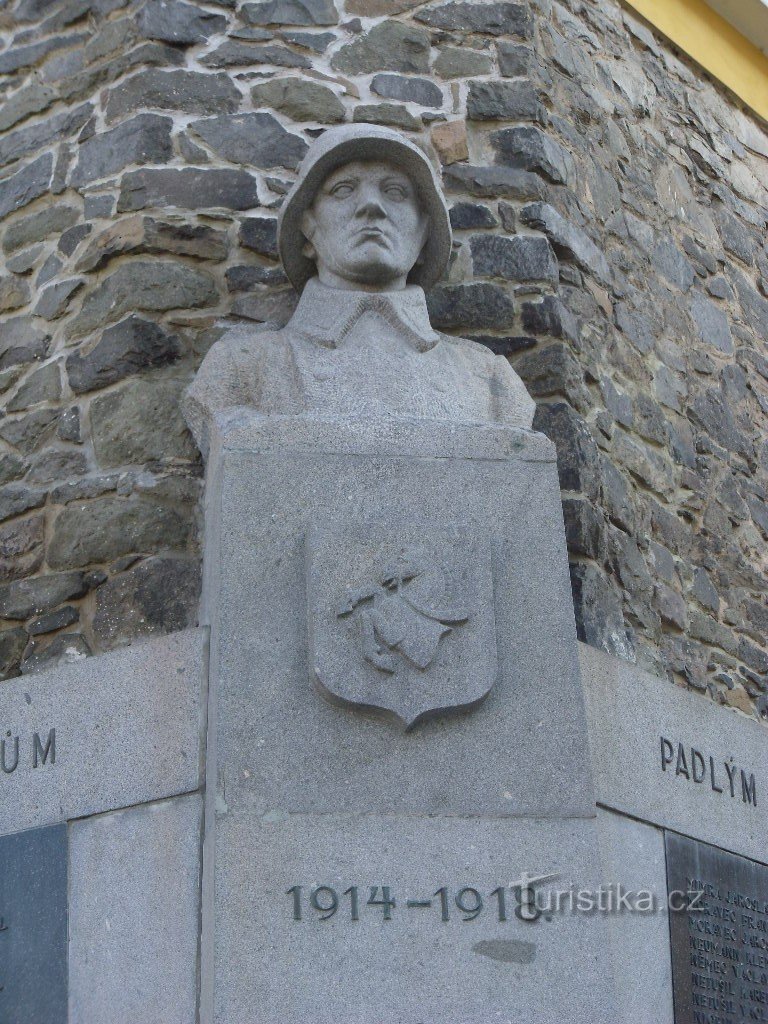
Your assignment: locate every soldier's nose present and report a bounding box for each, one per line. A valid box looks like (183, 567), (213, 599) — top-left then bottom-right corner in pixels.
(355, 193), (387, 219)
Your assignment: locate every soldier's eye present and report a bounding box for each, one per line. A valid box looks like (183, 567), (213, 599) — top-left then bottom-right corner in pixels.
(384, 185), (407, 199)
(330, 182), (355, 197)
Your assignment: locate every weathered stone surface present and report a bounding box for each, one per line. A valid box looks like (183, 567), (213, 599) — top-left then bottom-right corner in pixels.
(239, 217), (278, 258)
(26, 450), (88, 485)
(0, 410), (61, 455)
(688, 290), (733, 354)
(34, 278), (84, 320)
(190, 113), (308, 170)
(471, 233), (558, 283)
(91, 379), (197, 468)
(7, 362), (61, 412)
(415, 1), (532, 36)
(0, 626), (27, 677)
(0, 103), (93, 168)
(58, 222), (91, 257)
(76, 216), (228, 272)
(48, 495), (192, 570)
(0, 455), (27, 487)
(0, 81), (58, 133)
(497, 40), (531, 76)
(0, 153), (53, 220)
(433, 47), (492, 79)
(449, 202), (497, 230)
(492, 126), (572, 184)
(0, 514), (45, 583)
(570, 563), (634, 661)
(467, 80), (544, 122)
(69, 795), (202, 1024)
(519, 202), (611, 284)
(0, 32), (88, 74)
(70, 114), (173, 187)
(279, 29), (336, 51)
(20, 631), (91, 674)
(92, 555), (200, 647)
(344, 0), (423, 13)
(427, 282), (515, 330)
(371, 74), (443, 107)
(352, 103), (421, 131)
(241, 0), (338, 24)
(0, 629), (205, 829)
(6, 244), (45, 274)
(0, 274), (30, 312)
(430, 120), (469, 164)
(200, 40), (311, 69)
(331, 21), (430, 75)
(653, 237), (695, 292)
(67, 260), (217, 338)
(251, 78), (345, 123)
(67, 316), (181, 394)
(534, 401), (600, 498)
(28, 604), (79, 635)
(138, 0), (227, 44)
(0, 486), (46, 524)
(443, 162), (544, 200)
(105, 68), (242, 121)
(3, 204), (78, 252)
(119, 165), (260, 212)
(519, 346), (588, 413)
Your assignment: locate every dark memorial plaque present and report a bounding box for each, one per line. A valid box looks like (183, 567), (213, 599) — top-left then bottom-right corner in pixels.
(0, 823), (68, 1024)
(666, 832), (768, 1024)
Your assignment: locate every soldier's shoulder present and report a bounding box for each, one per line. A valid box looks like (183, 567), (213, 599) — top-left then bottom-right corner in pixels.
(437, 331), (498, 361)
(208, 317), (288, 357)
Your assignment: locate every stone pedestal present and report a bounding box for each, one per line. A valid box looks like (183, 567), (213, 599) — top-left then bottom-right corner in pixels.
(200, 413), (618, 1023)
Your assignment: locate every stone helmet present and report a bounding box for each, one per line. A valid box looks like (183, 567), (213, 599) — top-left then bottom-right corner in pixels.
(277, 124), (452, 294)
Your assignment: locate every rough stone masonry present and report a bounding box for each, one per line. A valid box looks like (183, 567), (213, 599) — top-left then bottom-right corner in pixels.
(0, 0), (766, 723)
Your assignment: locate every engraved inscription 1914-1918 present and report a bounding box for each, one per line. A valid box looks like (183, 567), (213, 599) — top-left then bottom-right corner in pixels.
(666, 832), (768, 1024)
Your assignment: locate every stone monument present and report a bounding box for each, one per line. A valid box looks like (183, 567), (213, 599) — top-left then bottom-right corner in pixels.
(1, 123), (766, 1024)
(186, 125), (619, 1023)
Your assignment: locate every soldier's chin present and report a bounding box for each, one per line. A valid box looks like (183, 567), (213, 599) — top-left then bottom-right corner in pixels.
(344, 252), (407, 286)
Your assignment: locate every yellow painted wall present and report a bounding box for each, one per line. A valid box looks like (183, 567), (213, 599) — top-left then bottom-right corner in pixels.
(623, 0), (768, 123)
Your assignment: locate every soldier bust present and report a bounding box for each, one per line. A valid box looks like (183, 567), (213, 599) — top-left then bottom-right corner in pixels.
(183, 124), (534, 456)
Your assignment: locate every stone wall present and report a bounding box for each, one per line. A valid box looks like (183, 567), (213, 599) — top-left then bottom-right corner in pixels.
(0, 0), (766, 720)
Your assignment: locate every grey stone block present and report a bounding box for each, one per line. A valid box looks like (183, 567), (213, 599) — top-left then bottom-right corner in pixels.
(209, 811), (616, 1024)
(70, 114), (173, 188)
(69, 793), (202, 1024)
(199, 416), (615, 1018)
(0, 629), (206, 836)
(204, 416), (592, 817)
(596, 809), (673, 1024)
(580, 643), (768, 864)
(0, 153), (53, 220)
(415, 1), (531, 37)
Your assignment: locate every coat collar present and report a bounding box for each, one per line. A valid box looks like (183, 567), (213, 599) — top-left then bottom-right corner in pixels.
(289, 277), (440, 352)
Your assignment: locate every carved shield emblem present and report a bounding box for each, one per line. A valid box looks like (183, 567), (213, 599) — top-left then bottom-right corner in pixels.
(308, 526), (498, 729)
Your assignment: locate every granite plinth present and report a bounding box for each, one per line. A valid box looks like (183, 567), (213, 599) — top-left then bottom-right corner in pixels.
(69, 794), (202, 1024)
(597, 809), (673, 1024)
(580, 643), (767, 864)
(201, 414), (615, 1022)
(205, 415), (594, 820)
(0, 628), (206, 836)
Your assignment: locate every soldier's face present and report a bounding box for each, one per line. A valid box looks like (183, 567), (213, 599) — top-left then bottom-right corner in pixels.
(301, 160), (429, 290)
